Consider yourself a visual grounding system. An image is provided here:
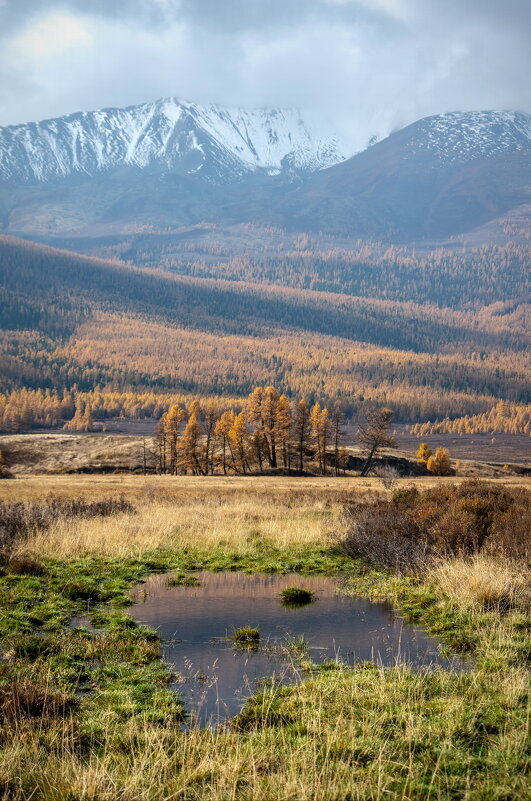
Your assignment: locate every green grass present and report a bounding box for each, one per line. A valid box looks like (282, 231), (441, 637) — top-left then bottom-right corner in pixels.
(167, 572), (202, 587)
(0, 540), (528, 800)
(230, 626), (261, 647)
(280, 586), (315, 606)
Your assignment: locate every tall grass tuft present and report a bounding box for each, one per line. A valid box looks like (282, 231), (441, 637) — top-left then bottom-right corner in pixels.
(430, 555), (530, 612)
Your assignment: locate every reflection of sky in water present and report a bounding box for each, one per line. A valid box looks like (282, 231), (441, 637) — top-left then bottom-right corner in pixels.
(131, 571), (465, 727)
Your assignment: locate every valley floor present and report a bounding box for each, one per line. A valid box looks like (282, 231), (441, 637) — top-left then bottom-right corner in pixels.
(1, 430), (530, 477)
(2, 472), (531, 503)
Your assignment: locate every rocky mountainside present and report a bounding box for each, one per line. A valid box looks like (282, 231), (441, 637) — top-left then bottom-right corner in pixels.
(0, 105), (529, 241)
(0, 97), (345, 184)
(397, 111), (531, 165)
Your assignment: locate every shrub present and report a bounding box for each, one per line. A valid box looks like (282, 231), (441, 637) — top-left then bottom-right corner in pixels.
(374, 464), (400, 490)
(339, 481), (531, 571)
(341, 502), (427, 571)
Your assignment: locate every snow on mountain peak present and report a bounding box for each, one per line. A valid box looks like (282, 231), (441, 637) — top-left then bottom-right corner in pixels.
(0, 98), (346, 184)
(404, 110), (531, 166)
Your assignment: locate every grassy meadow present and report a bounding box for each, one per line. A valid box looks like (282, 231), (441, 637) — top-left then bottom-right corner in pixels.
(0, 475), (529, 800)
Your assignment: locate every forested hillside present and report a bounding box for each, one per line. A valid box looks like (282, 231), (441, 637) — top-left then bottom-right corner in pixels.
(47, 226), (530, 310)
(0, 235), (529, 431)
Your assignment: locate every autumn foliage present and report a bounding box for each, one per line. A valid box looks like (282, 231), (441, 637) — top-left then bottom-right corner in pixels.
(0, 235), (529, 432)
(154, 386), (354, 475)
(340, 481), (531, 570)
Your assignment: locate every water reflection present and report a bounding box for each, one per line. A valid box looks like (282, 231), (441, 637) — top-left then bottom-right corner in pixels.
(131, 571), (464, 726)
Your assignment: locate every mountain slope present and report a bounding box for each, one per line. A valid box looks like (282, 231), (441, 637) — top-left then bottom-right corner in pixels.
(396, 111), (531, 165)
(0, 98), (344, 184)
(0, 107), (529, 241)
(0, 236), (528, 418)
(274, 111), (531, 239)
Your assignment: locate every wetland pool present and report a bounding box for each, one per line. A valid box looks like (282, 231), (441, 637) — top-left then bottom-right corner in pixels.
(131, 571), (464, 726)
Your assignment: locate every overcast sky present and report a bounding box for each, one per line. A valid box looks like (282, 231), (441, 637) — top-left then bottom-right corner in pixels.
(1, 0), (529, 151)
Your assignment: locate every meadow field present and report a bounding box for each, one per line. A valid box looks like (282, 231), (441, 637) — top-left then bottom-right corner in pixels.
(0, 474), (529, 800)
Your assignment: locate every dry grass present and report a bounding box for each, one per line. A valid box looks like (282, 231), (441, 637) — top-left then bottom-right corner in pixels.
(0, 664), (528, 801)
(5, 474), (530, 560)
(430, 555), (531, 612)
(16, 493), (340, 559)
(0, 433), (153, 476)
(0, 476), (529, 800)
(3, 472), (531, 503)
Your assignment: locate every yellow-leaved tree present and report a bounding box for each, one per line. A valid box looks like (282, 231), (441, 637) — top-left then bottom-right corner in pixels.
(416, 442), (432, 464)
(426, 447), (452, 476)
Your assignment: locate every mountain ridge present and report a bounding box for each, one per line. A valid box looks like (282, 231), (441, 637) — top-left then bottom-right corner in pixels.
(0, 97), (345, 184)
(0, 104), (529, 241)
(272, 110), (531, 239)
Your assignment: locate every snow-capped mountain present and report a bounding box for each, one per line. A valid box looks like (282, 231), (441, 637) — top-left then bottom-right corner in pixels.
(0, 107), (529, 240)
(401, 110), (531, 166)
(0, 97), (345, 184)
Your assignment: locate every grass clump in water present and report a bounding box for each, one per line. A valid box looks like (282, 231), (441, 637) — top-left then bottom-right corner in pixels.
(280, 586), (315, 607)
(230, 626), (260, 648)
(167, 573), (201, 587)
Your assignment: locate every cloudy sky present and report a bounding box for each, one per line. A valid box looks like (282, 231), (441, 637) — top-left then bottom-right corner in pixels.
(1, 0), (529, 150)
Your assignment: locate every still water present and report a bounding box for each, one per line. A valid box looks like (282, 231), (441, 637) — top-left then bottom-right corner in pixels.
(131, 571), (463, 726)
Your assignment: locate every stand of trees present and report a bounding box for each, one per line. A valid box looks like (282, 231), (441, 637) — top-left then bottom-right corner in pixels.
(410, 400), (531, 437)
(91, 228), (530, 311)
(154, 386), (395, 476)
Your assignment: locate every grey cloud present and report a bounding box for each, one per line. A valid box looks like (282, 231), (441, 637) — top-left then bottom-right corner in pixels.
(0, 0), (529, 146)
(174, 0), (400, 33)
(0, 0), (167, 39)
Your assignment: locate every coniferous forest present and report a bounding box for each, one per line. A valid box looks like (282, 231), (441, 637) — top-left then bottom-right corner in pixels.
(0, 234), (529, 433)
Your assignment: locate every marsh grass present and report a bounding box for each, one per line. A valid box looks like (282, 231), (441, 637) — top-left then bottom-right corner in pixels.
(167, 573), (201, 587)
(230, 627), (261, 647)
(280, 587), (315, 606)
(0, 496), (134, 558)
(431, 554), (531, 613)
(0, 480), (529, 800)
(18, 493), (341, 560)
(0, 666), (528, 800)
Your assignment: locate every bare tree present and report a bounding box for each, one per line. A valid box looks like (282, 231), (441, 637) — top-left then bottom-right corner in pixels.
(331, 403), (346, 476)
(375, 464), (400, 491)
(357, 407), (396, 477)
(293, 398), (311, 474)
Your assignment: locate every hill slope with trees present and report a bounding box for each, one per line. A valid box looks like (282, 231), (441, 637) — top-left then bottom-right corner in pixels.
(0, 235), (529, 431)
